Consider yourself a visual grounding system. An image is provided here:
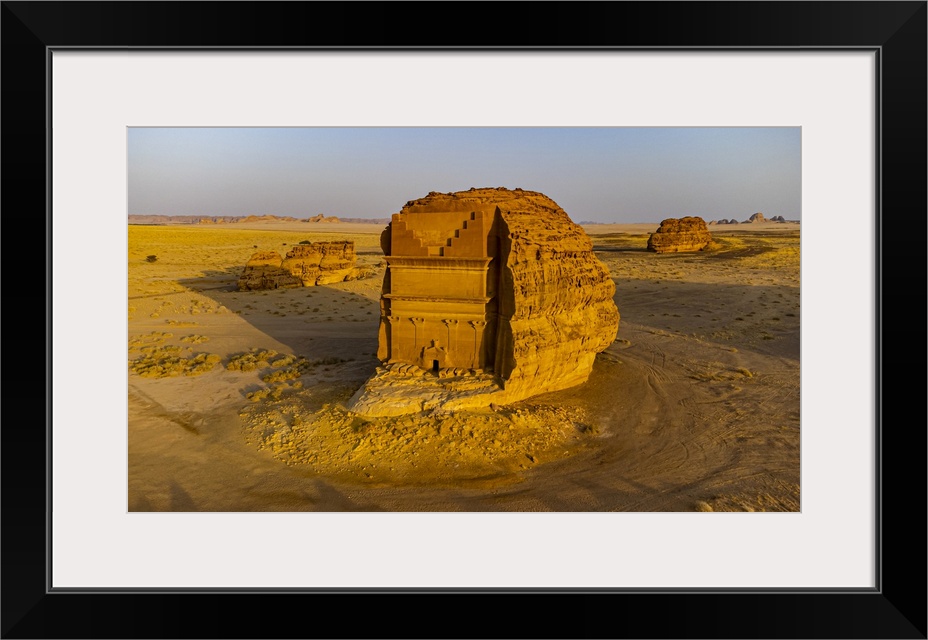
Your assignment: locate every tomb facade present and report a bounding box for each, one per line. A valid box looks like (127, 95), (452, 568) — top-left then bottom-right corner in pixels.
(377, 206), (501, 373)
(350, 187), (619, 416)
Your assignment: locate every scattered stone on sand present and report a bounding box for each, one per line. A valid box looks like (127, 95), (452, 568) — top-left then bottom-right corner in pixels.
(242, 386), (596, 482)
(646, 216), (713, 253)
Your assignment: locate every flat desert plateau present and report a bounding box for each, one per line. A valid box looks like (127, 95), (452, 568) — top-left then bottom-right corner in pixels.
(128, 221), (799, 512)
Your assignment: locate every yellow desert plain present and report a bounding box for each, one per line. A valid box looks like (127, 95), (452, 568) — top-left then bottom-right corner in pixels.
(128, 220), (799, 512)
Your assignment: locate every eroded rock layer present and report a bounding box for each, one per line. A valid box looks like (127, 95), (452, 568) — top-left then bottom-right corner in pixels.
(237, 241), (357, 290)
(349, 187), (619, 416)
(646, 217), (712, 253)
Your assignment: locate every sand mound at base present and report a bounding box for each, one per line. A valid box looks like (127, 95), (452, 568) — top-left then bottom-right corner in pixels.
(240, 387), (598, 487)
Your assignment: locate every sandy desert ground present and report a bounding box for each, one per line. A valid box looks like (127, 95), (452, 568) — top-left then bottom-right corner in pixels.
(127, 220), (799, 512)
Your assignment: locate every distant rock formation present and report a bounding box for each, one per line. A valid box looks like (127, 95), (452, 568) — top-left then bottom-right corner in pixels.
(742, 212), (766, 224)
(306, 214), (341, 223)
(237, 241), (357, 290)
(770, 215), (786, 223)
(646, 217), (713, 253)
(710, 218), (737, 225)
(337, 217), (391, 225)
(348, 187), (619, 416)
(128, 215), (232, 225)
(241, 214), (302, 223)
(129, 214), (389, 225)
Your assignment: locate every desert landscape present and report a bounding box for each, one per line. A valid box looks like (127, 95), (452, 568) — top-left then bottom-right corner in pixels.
(127, 208), (799, 512)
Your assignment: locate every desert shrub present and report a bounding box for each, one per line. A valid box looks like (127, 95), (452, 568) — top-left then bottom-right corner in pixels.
(261, 357), (314, 383)
(262, 367), (300, 383)
(128, 331), (173, 351)
(145, 255), (158, 263)
(246, 388), (271, 402)
(226, 348), (280, 372)
(129, 348), (220, 378)
(246, 382), (298, 402)
(299, 240), (311, 245)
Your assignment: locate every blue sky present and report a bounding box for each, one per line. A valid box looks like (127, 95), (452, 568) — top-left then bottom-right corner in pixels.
(128, 127), (800, 223)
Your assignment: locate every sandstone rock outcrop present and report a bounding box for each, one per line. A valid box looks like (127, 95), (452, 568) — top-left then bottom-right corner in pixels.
(237, 241), (357, 290)
(646, 217), (713, 253)
(348, 187), (619, 416)
(743, 212), (766, 224)
(241, 214), (300, 223)
(306, 214), (341, 223)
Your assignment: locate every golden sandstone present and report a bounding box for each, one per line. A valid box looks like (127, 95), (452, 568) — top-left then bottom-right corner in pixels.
(348, 187), (619, 416)
(238, 241), (357, 290)
(646, 216), (713, 253)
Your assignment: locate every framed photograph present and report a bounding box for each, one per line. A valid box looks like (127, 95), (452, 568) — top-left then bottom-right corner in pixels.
(5, 2), (924, 638)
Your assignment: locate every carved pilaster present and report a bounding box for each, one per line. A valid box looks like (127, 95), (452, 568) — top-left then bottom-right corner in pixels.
(409, 317), (424, 350)
(468, 319), (487, 366)
(442, 319), (459, 361)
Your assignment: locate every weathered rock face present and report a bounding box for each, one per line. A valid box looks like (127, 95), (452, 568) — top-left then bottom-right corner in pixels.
(349, 187), (619, 416)
(647, 216), (712, 253)
(237, 241), (357, 290)
(743, 212), (766, 224)
(306, 214), (341, 223)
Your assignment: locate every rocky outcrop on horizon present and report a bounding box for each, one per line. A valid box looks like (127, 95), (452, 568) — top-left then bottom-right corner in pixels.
(128, 215), (239, 225)
(647, 216), (713, 253)
(306, 214), (341, 223)
(129, 214), (388, 225)
(237, 241), (358, 290)
(709, 214), (799, 226)
(338, 217), (391, 224)
(241, 214), (302, 223)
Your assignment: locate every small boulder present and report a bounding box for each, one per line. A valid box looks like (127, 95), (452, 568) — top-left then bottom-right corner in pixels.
(647, 217), (713, 253)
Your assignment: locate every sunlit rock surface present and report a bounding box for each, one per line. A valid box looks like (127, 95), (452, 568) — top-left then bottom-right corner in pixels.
(237, 241), (357, 290)
(348, 187), (619, 416)
(646, 216), (713, 253)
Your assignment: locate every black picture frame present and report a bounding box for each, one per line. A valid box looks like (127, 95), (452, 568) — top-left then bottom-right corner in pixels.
(3, 2), (924, 638)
